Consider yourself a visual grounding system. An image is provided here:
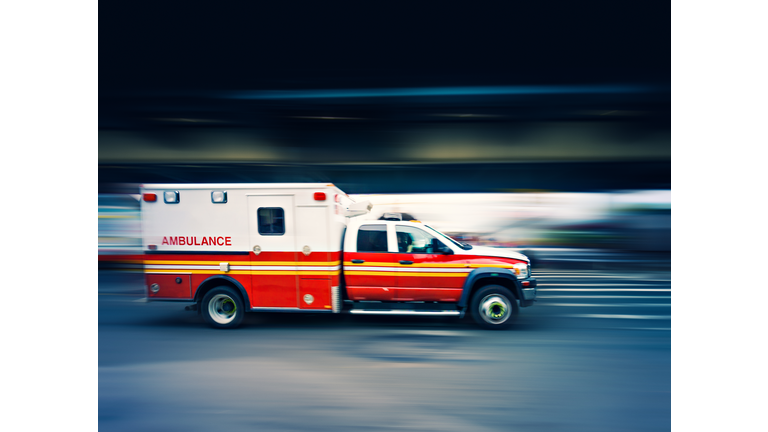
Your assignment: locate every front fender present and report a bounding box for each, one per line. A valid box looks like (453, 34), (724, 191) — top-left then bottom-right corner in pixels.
(457, 267), (523, 308)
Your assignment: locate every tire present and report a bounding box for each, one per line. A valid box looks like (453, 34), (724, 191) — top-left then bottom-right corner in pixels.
(469, 285), (519, 330)
(201, 286), (245, 329)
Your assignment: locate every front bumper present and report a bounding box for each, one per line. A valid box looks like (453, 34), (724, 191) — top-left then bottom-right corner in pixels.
(519, 277), (537, 306)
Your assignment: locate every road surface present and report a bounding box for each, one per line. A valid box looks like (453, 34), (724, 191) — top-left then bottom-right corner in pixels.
(99, 268), (671, 431)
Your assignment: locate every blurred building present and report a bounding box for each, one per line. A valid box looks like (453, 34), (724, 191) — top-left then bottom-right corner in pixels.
(99, 85), (670, 194)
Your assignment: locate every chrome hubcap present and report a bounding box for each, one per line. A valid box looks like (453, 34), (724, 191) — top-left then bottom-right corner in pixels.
(479, 294), (511, 325)
(208, 294), (237, 324)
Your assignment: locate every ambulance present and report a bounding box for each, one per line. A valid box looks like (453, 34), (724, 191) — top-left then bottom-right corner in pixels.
(140, 183), (537, 329)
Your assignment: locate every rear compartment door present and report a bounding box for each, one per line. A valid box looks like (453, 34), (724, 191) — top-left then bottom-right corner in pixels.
(295, 204), (335, 310)
(247, 195), (298, 308)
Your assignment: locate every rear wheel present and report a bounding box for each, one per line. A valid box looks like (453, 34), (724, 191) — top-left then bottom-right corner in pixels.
(202, 286), (245, 329)
(469, 285), (518, 330)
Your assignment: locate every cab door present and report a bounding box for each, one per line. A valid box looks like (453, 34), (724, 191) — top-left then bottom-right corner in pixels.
(247, 195), (298, 308)
(343, 223), (396, 301)
(393, 225), (466, 302)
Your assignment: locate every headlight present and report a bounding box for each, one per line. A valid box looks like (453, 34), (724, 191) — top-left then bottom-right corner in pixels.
(512, 262), (529, 279)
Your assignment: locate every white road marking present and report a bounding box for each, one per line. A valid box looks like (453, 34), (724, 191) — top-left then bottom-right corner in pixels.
(537, 288), (671, 292)
(536, 275), (671, 282)
(391, 330), (470, 337)
(537, 283), (669, 287)
(538, 303), (670, 307)
(538, 295), (671, 299)
(557, 314), (671, 320)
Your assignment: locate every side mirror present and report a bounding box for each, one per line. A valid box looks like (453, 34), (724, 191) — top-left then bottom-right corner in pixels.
(432, 238), (453, 255)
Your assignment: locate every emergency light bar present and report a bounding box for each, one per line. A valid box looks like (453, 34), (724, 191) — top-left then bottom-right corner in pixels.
(382, 212), (402, 221)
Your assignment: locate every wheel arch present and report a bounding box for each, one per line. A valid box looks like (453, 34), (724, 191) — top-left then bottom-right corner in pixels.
(458, 268), (522, 309)
(194, 275), (251, 310)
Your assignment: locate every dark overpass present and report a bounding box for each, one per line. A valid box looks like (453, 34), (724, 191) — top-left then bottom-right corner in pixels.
(99, 86), (670, 194)
(99, 3), (669, 195)
(99, 160), (670, 194)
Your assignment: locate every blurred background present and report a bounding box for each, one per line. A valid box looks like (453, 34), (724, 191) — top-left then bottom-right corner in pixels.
(99, 2), (670, 266)
(99, 83), (671, 269)
(100, 189), (670, 268)
(98, 3), (672, 431)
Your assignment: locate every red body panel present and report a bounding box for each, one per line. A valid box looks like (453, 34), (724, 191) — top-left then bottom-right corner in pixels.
(296, 251), (336, 310)
(146, 274), (192, 299)
(143, 252), (250, 302)
(392, 252), (466, 301)
(249, 251), (298, 308)
(298, 278), (332, 310)
(344, 252), (396, 301)
(141, 251), (341, 309)
(190, 273), (252, 301)
(138, 247), (525, 307)
(365, 253), (524, 302)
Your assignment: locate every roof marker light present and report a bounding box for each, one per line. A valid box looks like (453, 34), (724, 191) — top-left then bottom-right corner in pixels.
(143, 193), (157, 202)
(211, 191), (227, 203)
(164, 191), (179, 204)
(314, 192), (326, 201)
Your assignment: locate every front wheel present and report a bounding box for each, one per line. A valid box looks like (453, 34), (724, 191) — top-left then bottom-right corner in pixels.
(202, 286), (245, 329)
(469, 285), (519, 330)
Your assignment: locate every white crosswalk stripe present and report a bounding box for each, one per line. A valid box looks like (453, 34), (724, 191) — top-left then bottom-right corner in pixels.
(532, 271), (671, 330)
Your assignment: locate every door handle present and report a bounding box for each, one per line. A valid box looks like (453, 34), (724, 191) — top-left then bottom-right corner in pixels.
(351, 259), (365, 264)
(399, 260), (414, 265)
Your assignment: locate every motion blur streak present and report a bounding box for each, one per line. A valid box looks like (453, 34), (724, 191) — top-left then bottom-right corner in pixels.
(228, 84), (660, 100)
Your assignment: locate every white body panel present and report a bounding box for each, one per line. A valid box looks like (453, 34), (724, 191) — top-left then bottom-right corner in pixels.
(296, 205), (331, 255)
(140, 183), (352, 253)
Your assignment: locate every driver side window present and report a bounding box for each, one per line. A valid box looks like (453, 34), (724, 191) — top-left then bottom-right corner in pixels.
(396, 225), (437, 254)
(357, 224), (388, 252)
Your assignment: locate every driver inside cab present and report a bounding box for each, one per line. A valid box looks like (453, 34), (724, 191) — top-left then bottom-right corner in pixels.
(397, 232), (413, 253)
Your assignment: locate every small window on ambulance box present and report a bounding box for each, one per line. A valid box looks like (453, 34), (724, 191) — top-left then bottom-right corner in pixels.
(258, 208), (285, 235)
(357, 224), (388, 252)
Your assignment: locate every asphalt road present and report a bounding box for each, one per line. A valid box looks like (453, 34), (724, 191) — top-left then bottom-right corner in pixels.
(99, 269), (671, 432)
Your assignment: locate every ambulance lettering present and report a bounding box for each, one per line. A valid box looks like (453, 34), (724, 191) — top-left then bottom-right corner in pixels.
(161, 236), (232, 246)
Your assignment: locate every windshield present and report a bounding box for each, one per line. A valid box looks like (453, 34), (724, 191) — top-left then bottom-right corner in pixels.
(424, 225), (473, 250)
